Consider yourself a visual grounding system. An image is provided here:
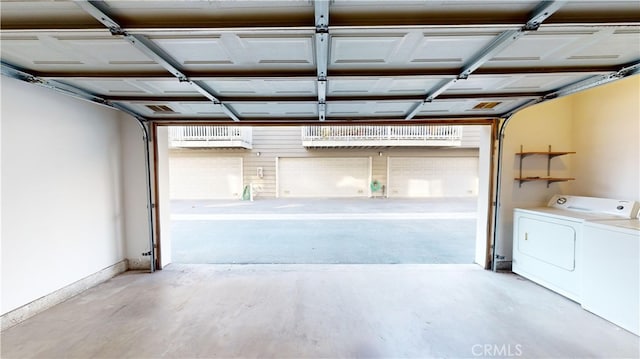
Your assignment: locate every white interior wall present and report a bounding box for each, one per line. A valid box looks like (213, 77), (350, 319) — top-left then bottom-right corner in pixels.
(119, 115), (152, 270)
(1, 77), (125, 315)
(475, 125), (493, 268)
(156, 127), (172, 268)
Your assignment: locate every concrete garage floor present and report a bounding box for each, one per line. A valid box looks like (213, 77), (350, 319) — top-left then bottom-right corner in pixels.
(2, 264), (638, 358)
(171, 198), (477, 264)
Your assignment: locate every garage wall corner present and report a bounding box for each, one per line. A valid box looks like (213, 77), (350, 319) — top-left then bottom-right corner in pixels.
(1, 77), (127, 316)
(119, 114), (152, 269)
(495, 97), (574, 264)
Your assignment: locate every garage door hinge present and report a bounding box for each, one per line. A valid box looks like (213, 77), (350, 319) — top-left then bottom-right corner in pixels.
(142, 251), (152, 256)
(109, 27), (126, 36)
(495, 254), (505, 260)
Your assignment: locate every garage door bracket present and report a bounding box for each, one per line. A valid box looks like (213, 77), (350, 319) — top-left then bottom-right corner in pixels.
(314, 0), (330, 122)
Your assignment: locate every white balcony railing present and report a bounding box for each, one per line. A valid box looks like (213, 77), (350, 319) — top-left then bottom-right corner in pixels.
(169, 126), (252, 149)
(302, 125), (463, 147)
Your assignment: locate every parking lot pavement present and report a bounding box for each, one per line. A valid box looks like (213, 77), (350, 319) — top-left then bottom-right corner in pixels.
(170, 198), (478, 265)
(171, 197), (478, 214)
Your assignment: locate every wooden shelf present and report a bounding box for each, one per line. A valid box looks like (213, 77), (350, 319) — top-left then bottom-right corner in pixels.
(515, 145), (575, 188)
(516, 151), (576, 158)
(514, 177), (576, 186)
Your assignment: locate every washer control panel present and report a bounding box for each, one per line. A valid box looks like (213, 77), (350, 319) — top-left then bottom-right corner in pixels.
(548, 194), (639, 218)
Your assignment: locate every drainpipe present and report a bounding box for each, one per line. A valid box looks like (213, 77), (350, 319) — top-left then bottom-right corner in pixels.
(491, 115), (514, 272)
(135, 118), (156, 273)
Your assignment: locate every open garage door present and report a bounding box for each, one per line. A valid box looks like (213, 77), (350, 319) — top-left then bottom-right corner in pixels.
(169, 155), (243, 199)
(278, 157), (370, 198)
(157, 124), (493, 269)
(387, 157), (478, 198)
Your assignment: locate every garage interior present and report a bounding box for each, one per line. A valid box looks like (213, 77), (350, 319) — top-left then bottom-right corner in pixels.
(2, 1), (639, 357)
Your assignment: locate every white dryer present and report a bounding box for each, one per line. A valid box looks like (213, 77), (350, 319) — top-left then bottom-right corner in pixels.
(513, 195), (639, 302)
(582, 217), (640, 335)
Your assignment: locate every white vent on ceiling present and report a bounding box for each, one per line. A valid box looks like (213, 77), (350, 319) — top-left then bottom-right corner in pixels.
(472, 101), (501, 110)
(146, 105), (175, 113)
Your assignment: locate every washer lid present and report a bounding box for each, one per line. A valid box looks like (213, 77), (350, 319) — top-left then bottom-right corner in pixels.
(516, 207), (630, 222)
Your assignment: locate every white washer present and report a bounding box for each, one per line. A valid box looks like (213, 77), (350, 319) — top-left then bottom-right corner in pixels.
(582, 217), (640, 335)
(513, 195), (639, 302)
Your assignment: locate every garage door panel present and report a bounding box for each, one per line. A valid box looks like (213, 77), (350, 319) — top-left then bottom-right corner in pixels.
(170, 156), (243, 199)
(388, 157), (478, 198)
(279, 157), (370, 198)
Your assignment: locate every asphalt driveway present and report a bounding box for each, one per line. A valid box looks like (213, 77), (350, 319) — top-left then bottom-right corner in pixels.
(170, 198), (477, 264)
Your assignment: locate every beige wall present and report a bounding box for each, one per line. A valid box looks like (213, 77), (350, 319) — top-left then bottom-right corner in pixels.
(570, 75), (640, 200)
(169, 126), (480, 199)
(496, 96), (575, 263)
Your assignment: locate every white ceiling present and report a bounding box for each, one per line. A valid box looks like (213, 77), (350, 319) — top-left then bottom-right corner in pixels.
(1, 0), (639, 124)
